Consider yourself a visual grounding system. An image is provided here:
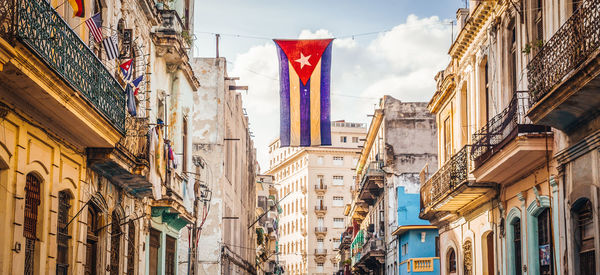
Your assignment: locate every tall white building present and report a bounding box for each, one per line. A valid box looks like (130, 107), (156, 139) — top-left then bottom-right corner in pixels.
(266, 121), (367, 275)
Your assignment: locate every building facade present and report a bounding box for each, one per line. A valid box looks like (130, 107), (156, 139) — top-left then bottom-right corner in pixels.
(392, 187), (439, 275)
(420, 1), (600, 275)
(343, 96), (438, 275)
(255, 174), (280, 274)
(266, 121), (366, 275)
(191, 57), (258, 275)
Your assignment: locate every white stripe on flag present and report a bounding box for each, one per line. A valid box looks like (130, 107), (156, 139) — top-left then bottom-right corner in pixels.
(86, 19), (102, 43)
(103, 35), (119, 60)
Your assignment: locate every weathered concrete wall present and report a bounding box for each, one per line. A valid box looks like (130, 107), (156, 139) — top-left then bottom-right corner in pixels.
(191, 57), (257, 275)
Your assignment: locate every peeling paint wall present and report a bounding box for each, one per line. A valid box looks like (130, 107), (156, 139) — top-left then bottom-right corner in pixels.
(191, 58), (258, 275)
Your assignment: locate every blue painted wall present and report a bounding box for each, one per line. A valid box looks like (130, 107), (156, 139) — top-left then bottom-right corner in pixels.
(396, 186), (440, 275)
(397, 186), (430, 227)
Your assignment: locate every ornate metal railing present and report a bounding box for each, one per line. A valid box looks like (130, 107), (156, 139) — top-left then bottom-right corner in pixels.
(420, 146), (469, 210)
(5, 0), (126, 132)
(471, 92), (530, 160)
(361, 238), (384, 256)
(527, 0), (600, 104)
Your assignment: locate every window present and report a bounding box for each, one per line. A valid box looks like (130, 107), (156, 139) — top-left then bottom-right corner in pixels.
(182, 118), (188, 172)
(317, 175), (324, 188)
(317, 156), (324, 165)
(317, 263), (324, 272)
(536, 208), (553, 275)
(333, 238), (341, 250)
(352, 136), (359, 143)
(534, 0), (543, 43)
(333, 156), (344, 166)
(333, 218), (344, 228)
(333, 196), (344, 207)
(513, 218), (523, 275)
(149, 228), (161, 275)
(340, 136), (347, 143)
(333, 176), (344, 186)
(509, 19), (517, 92)
(57, 191), (72, 275)
(352, 157), (358, 166)
(24, 173), (41, 275)
(573, 199), (595, 275)
(443, 116), (452, 162)
(402, 243), (408, 255)
(110, 211), (122, 275)
(165, 235), (176, 275)
(448, 247), (457, 273)
(86, 205), (100, 275)
(127, 221), (136, 275)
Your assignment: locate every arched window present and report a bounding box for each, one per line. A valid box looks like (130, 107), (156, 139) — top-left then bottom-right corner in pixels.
(57, 190), (72, 275)
(110, 211), (122, 275)
(513, 218), (523, 275)
(573, 199), (596, 275)
(537, 208), (553, 275)
(85, 204), (100, 275)
(447, 247), (457, 274)
(24, 173), (41, 275)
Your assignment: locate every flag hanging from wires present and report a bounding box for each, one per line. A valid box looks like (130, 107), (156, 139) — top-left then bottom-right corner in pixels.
(68, 0), (84, 18)
(85, 13), (103, 43)
(124, 84), (137, 116)
(132, 75), (144, 95)
(120, 59), (133, 82)
(274, 39), (333, 147)
(102, 34), (119, 60)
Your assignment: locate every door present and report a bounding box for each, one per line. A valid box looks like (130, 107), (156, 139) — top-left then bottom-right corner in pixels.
(165, 235), (176, 275)
(149, 228), (161, 275)
(486, 232), (494, 275)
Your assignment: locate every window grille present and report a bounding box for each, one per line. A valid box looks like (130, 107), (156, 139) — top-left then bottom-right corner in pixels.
(110, 212), (122, 275)
(24, 174), (41, 275)
(57, 191), (72, 275)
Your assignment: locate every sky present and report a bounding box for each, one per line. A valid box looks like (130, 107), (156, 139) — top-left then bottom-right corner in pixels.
(192, 0), (468, 171)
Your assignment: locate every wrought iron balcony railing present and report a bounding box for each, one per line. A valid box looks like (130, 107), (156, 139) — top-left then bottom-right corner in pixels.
(1, 0), (126, 132)
(361, 238), (384, 256)
(420, 146), (469, 210)
(471, 91), (549, 164)
(118, 117), (149, 160)
(527, 0), (600, 105)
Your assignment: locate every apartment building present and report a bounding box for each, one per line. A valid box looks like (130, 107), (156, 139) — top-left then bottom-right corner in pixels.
(420, 1), (600, 275)
(342, 96), (437, 275)
(266, 121), (366, 275)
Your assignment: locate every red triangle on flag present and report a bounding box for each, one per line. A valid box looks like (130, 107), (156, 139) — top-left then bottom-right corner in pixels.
(274, 39), (333, 85)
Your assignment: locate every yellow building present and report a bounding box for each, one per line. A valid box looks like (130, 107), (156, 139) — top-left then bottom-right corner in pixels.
(419, 1), (573, 275)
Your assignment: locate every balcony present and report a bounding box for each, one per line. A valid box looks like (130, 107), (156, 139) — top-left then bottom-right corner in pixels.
(357, 161), (384, 205)
(526, 0), (600, 132)
(88, 117), (153, 197)
(314, 248), (327, 263)
(0, 0), (126, 146)
(471, 92), (551, 183)
(315, 204), (327, 216)
(353, 238), (385, 272)
(420, 146), (495, 219)
(402, 257), (440, 273)
(314, 183), (327, 194)
(315, 226), (328, 238)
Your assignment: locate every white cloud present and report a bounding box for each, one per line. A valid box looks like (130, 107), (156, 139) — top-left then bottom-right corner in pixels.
(230, 14), (452, 171)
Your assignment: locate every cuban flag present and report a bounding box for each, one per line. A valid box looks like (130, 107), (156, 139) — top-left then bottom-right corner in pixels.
(119, 59), (133, 82)
(274, 39), (333, 147)
(132, 75), (143, 95)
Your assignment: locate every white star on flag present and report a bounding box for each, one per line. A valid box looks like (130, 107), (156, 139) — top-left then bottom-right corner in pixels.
(295, 53), (311, 69)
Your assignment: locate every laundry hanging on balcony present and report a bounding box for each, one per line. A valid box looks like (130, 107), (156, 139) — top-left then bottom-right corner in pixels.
(274, 39), (334, 147)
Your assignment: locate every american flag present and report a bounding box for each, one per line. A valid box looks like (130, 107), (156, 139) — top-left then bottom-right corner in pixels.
(103, 34), (119, 60)
(85, 13), (103, 43)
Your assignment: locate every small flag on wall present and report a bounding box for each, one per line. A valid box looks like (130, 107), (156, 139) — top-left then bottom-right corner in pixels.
(85, 13), (103, 43)
(274, 39), (334, 147)
(102, 34), (119, 60)
(68, 0), (84, 18)
(120, 59), (133, 81)
(132, 75), (144, 95)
